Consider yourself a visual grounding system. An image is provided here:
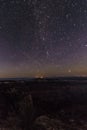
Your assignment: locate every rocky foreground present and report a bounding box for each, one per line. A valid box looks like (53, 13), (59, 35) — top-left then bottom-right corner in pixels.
(1, 94), (87, 130)
(1, 79), (87, 130)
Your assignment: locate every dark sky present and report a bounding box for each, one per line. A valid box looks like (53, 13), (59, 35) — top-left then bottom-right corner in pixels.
(0, 0), (87, 78)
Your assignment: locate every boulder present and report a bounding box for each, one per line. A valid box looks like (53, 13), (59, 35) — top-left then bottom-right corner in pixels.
(34, 115), (63, 130)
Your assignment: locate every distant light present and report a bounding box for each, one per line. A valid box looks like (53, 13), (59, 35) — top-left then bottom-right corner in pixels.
(81, 75), (87, 77)
(40, 76), (44, 79)
(35, 75), (44, 79)
(68, 69), (71, 73)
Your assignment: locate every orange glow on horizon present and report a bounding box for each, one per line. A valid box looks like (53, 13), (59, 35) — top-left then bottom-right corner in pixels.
(35, 75), (44, 79)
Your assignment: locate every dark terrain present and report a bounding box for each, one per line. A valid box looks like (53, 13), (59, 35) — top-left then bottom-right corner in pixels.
(0, 77), (87, 130)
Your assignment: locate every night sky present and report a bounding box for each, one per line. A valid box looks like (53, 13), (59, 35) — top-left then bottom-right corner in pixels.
(0, 0), (87, 78)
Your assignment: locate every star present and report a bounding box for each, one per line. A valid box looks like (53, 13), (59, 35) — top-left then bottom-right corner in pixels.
(84, 44), (87, 47)
(46, 51), (50, 57)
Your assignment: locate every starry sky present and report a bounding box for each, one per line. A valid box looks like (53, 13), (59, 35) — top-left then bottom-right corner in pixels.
(0, 0), (87, 78)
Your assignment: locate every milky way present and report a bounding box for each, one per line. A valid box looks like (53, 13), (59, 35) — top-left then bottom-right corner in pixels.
(0, 0), (87, 77)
